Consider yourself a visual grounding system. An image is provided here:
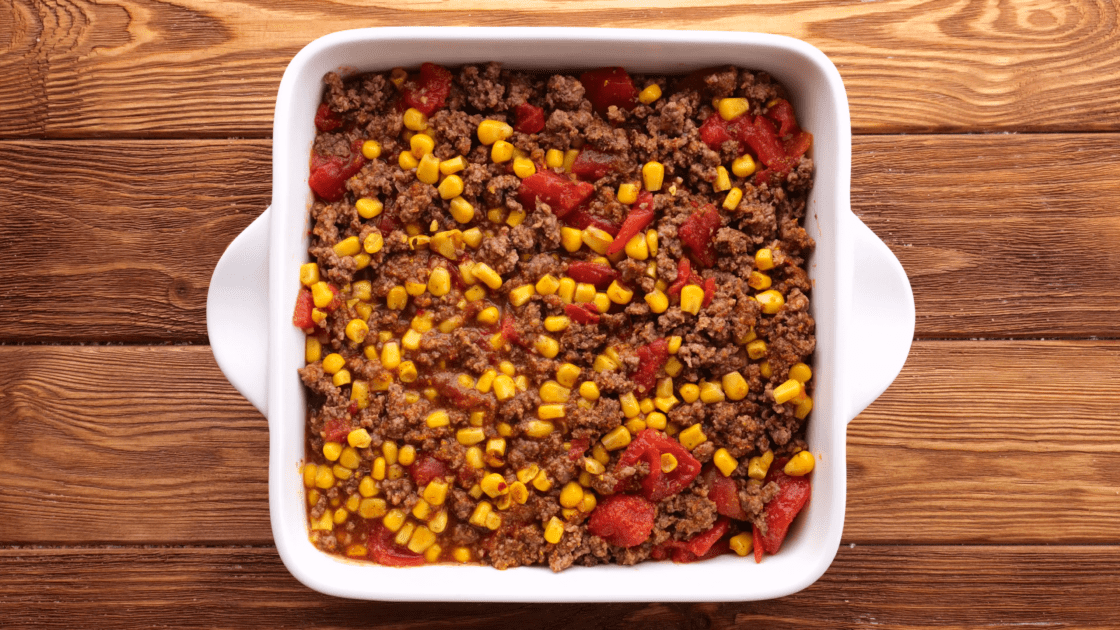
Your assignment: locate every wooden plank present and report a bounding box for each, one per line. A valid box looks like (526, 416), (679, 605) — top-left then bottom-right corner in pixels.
(3, 133), (1118, 342)
(0, 139), (270, 343)
(1, 341), (1118, 546)
(854, 133), (1120, 338)
(0, 346), (269, 545)
(1, 545), (1118, 628)
(3, 0), (1120, 138)
(0, 1), (47, 136)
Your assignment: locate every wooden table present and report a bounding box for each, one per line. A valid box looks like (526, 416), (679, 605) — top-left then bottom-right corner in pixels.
(3, 1), (1119, 626)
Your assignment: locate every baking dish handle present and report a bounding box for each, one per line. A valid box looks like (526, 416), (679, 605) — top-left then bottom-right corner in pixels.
(207, 206), (271, 416)
(846, 213), (915, 421)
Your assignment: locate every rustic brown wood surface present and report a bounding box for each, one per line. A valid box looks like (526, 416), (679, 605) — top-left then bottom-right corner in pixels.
(2, 0), (1119, 627)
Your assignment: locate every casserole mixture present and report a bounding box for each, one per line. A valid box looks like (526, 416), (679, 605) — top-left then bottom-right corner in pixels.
(292, 62), (816, 570)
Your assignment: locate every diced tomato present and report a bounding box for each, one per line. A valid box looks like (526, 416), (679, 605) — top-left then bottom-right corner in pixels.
(292, 287), (315, 329)
(678, 204), (721, 268)
(605, 192), (656, 256)
(368, 526), (425, 567)
(568, 437), (590, 461)
(764, 98), (800, 137)
(400, 62), (452, 116)
(564, 302), (601, 325)
(516, 171), (595, 218)
(322, 418), (351, 443)
(784, 130), (813, 160)
(705, 467), (749, 520)
(687, 517), (731, 557)
(514, 103), (546, 134)
(571, 150), (617, 181)
(430, 373), (491, 409)
(562, 209), (619, 236)
(314, 103), (343, 132)
(630, 338), (669, 395)
(408, 454), (450, 487)
(699, 114), (734, 149)
(566, 261), (617, 289)
(667, 258), (692, 297)
(650, 518), (732, 563)
(702, 277), (716, 308)
(614, 429), (701, 502)
(579, 67), (638, 116)
(737, 115), (788, 170)
(753, 526), (764, 563)
(756, 459), (812, 560)
(308, 139), (367, 202)
(588, 494), (657, 547)
(500, 314), (526, 347)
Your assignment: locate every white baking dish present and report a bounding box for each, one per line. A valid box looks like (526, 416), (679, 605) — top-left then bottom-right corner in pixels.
(206, 27), (914, 602)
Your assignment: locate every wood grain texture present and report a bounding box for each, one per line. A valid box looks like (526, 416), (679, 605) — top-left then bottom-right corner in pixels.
(0, 139), (270, 343)
(2, 0), (1119, 138)
(3, 133), (1118, 342)
(0, 346), (268, 545)
(2, 341), (1118, 545)
(2, 545), (1119, 628)
(854, 133), (1120, 338)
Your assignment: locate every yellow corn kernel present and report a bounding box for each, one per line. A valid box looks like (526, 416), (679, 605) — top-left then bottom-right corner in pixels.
(592, 292), (611, 315)
(748, 450), (775, 480)
(470, 262), (502, 290)
(453, 547), (472, 563)
(468, 501), (493, 527)
(353, 253), (371, 270)
(486, 438), (507, 463)
(628, 418), (646, 434)
(358, 476), (377, 498)
(424, 267), (450, 297)
(474, 306), (499, 326)
(412, 497), (432, 521)
(480, 473), (509, 498)
(404, 391), (421, 404)
(784, 450), (815, 476)
(302, 463), (319, 488)
(757, 289), (785, 314)
(402, 281), (425, 297)
(577, 491), (598, 514)
(539, 381), (571, 404)
(361, 140), (382, 160)
(429, 510), (448, 534)
(774, 378), (803, 404)
(438, 316), (464, 335)
(344, 319), (369, 344)
(718, 97), (750, 121)
(593, 354), (618, 373)
(617, 233), (648, 262)
(314, 465), (336, 489)
(653, 395), (678, 413)
(795, 394), (813, 420)
(464, 446), (485, 470)
(562, 149), (579, 172)
(529, 471), (551, 493)
(382, 509), (408, 535)
(713, 165), (731, 192)
(332, 464), (353, 483)
(638, 289), (669, 314)
(655, 378), (674, 400)
(527, 416), (558, 436)
(546, 362), (577, 388)
(536, 316), (568, 335)
(560, 227), (583, 253)
(334, 236), (362, 258)
(310, 511), (334, 531)
(410, 132), (435, 159)
(321, 353), (345, 375)
(380, 342), (401, 370)
(356, 498), (386, 520)
(493, 374), (516, 401)
(353, 199), (384, 225)
(535, 335), (559, 359)
(722, 372), (749, 401)
(299, 262), (320, 287)
(745, 271), (772, 292)
(638, 83), (662, 104)
(789, 362), (813, 383)
(662, 357), (683, 379)
(456, 427), (487, 446)
(662, 337), (679, 356)
(752, 250), (776, 274)
(677, 383), (700, 404)
(311, 282), (335, 309)
(433, 154), (465, 175)
(462, 286), (487, 305)
(605, 280), (634, 305)
(721, 187), (744, 212)
(347, 280), (371, 302)
(618, 392), (639, 418)
(599, 426), (631, 452)
(526, 277), (557, 299)
(760, 360), (773, 379)
(494, 360), (515, 377)
(513, 465), (539, 486)
(437, 174), (464, 200)
(426, 410), (450, 428)
(351, 380), (371, 410)
(375, 442), (395, 467)
(642, 161), (664, 191)
(476, 370), (497, 394)
(565, 383), (597, 407)
(582, 227), (614, 255)
(403, 107), (428, 131)
(477, 120), (513, 145)
(505, 208), (526, 227)
(438, 200), (473, 228)
(332, 369), (352, 386)
(393, 445), (413, 468)
(407, 525), (437, 555)
(490, 140), (514, 163)
(746, 340), (769, 362)
(512, 157), (536, 179)
(680, 284), (704, 315)
(566, 283), (592, 306)
(733, 154), (757, 178)
(545, 149), (565, 169)
(679, 424), (707, 450)
(342, 429), (370, 451)
(659, 453), (679, 474)
(303, 337), (322, 364)
(486, 207), (504, 224)
(559, 482), (584, 509)
(645, 411), (667, 430)
(713, 448), (738, 477)
(399, 150), (419, 170)
(610, 182), (639, 206)
(544, 516), (565, 544)
(371, 456), (387, 481)
(729, 532), (753, 557)
(409, 234), (431, 251)
(385, 286), (408, 311)
(505, 284), (534, 308)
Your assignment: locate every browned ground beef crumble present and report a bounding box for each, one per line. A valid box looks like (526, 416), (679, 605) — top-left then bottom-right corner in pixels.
(297, 63), (815, 571)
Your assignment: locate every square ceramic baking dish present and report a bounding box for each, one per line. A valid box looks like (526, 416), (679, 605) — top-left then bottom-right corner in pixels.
(206, 27), (915, 602)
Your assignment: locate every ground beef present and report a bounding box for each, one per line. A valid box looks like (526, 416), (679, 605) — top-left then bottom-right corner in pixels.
(298, 62), (816, 571)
